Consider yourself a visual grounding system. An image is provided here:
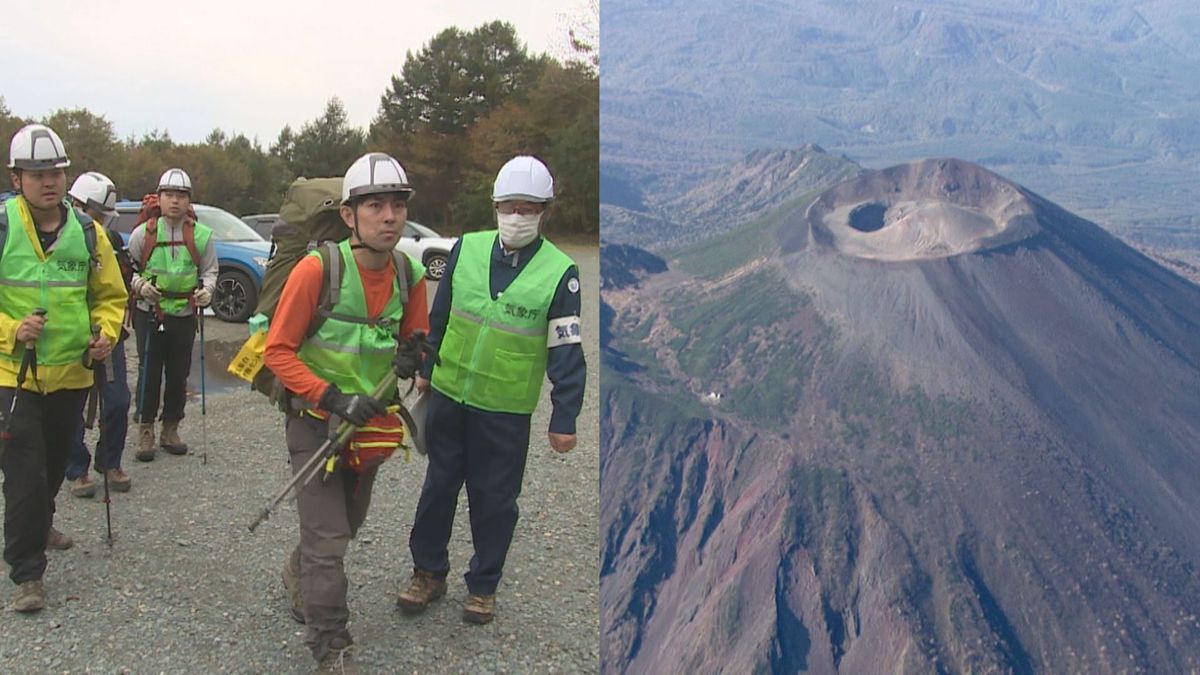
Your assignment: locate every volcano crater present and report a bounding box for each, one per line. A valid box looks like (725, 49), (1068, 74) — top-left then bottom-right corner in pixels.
(806, 158), (1040, 261)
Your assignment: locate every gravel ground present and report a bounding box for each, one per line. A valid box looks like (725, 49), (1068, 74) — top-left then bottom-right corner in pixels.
(0, 244), (600, 674)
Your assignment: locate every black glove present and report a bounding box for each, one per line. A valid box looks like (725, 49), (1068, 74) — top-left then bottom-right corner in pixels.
(393, 331), (425, 380)
(319, 384), (387, 426)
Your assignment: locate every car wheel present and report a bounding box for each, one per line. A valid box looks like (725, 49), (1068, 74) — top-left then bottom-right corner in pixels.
(424, 252), (449, 281)
(213, 269), (257, 323)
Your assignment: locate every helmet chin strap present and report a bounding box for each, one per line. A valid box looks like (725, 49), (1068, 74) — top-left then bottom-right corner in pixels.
(350, 210), (392, 254)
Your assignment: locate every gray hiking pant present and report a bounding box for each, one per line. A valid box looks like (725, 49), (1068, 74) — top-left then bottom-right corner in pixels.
(286, 413), (377, 661)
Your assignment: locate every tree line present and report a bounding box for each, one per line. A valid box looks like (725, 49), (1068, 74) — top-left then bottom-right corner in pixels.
(0, 21), (597, 238)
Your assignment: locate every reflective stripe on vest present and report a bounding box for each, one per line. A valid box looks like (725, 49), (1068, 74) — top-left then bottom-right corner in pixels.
(297, 239), (405, 395)
(431, 232), (573, 414)
(143, 218), (212, 313)
(0, 197), (92, 366)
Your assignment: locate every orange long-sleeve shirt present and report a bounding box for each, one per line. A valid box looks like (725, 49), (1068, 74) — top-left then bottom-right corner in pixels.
(263, 253), (429, 405)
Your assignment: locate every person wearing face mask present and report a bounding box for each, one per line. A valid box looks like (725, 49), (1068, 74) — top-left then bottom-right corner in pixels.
(397, 155), (586, 625)
(126, 168), (217, 461)
(64, 172), (134, 496)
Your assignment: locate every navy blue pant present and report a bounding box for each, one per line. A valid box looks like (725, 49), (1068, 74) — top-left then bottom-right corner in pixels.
(67, 339), (131, 478)
(409, 389), (531, 595)
(1, 387), (88, 584)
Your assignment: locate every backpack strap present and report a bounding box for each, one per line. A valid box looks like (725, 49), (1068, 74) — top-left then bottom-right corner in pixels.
(306, 242), (412, 339)
(75, 210), (99, 271)
(182, 220), (201, 268)
(306, 242), (342, 339)
(138, 218), (158, 271)
(391, 249), (410, 307)
(0, 207), (8, 264)
(137, 218), (200, 270)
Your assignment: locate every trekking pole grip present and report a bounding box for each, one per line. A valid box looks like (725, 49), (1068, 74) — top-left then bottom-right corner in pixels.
(248, 371), (399, 532)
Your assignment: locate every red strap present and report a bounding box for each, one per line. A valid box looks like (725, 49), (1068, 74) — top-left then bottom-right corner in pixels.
(182, 219), (201, 268)
(139, 218), (158, 270)
(139, 217), (202, 270)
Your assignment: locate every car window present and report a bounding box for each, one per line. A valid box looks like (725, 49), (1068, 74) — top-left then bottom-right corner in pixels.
(245, 215), (280, 239)
(195, 206), (265, 242)
(405, 221), (440, 238)
(111, 211), (140, 235)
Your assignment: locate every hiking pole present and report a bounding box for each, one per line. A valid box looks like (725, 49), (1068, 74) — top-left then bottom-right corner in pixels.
(247, 370), (399, 532)
(134, 276), (158, 425)
(1, 308), (47, 457)
(197, 289), (207, 466)
(85, 324), (114, 548)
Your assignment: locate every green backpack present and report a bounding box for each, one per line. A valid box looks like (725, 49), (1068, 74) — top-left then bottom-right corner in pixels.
(248, 177), (412, 407)
(254, 177), (349, 318)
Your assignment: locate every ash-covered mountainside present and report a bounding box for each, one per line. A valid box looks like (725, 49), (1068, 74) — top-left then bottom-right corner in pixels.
(601, 158), (1200, 674)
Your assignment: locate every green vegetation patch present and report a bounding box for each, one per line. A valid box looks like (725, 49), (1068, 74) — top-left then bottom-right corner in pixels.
(674, 191), (821, 278)
(835, 363), (976, 452)
(783, 464), (856, 579)
(667, 269), (826, 425)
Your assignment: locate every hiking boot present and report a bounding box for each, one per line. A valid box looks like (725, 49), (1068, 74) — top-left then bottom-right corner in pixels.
(105, 468), (132, 493)
(395, 569), (446, 614)
(134, 423), (157, 462)
(313, 642), (358, 674)
(462, 593), (496, 624)
(160, 420), (188, 455)
(69, 475), (97, 498)
(282, 555), (305, 624)
(46, 527), (73, 551)
(11, 580), (45, 613)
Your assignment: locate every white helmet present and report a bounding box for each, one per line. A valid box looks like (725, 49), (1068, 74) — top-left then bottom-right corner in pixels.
(492, 156), (554, 203)
(158, 168), (192, 193)
(342, 152), (413, 205)
(68, 172), (118, 214)
(8, 124), (70, 170)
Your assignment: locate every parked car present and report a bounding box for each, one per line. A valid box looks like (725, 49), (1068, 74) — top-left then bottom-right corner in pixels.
(240, 213), (279, 240)
(245, 213), (456, 281)
(396, 221), (456, 281)
(112, 202), (270, 323)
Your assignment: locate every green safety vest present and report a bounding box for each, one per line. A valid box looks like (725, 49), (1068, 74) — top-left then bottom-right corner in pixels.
(431, 232), (573, 415)
(0, 198), (92, 367)
(298, 239), (416, 396)
(141, 218), (212, 314)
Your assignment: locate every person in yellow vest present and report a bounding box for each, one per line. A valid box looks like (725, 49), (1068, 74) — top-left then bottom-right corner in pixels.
(0, 124), (127, 612)
(263, 152), (429, 672)
(397, 155), (586, 625)
(127, 169), (217, 461)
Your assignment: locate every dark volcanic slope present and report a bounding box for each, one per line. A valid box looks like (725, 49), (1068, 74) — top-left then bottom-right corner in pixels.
(600, 159), (1200, 674)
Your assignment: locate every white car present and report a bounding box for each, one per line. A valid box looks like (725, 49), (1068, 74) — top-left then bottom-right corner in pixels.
(396, 221), (457, 281)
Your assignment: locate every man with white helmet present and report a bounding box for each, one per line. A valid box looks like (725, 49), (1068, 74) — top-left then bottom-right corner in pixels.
(263, 151), (429, 671)
(64, 172), (134, 496)
(126, 168), (218, 461)
(0, 124), (127, 612)
(398, 155), (585, 625)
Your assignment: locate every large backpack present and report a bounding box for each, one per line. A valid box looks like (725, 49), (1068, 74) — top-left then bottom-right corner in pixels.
(246, 177), (412, 407)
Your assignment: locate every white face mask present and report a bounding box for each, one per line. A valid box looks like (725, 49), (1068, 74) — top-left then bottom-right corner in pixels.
(497, 212), (541, 249)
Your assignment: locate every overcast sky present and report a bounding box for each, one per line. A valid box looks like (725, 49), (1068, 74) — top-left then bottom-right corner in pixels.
(4, 0), (592, 145)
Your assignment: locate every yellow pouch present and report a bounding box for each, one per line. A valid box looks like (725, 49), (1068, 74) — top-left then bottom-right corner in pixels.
(227, 330), (268, 382)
